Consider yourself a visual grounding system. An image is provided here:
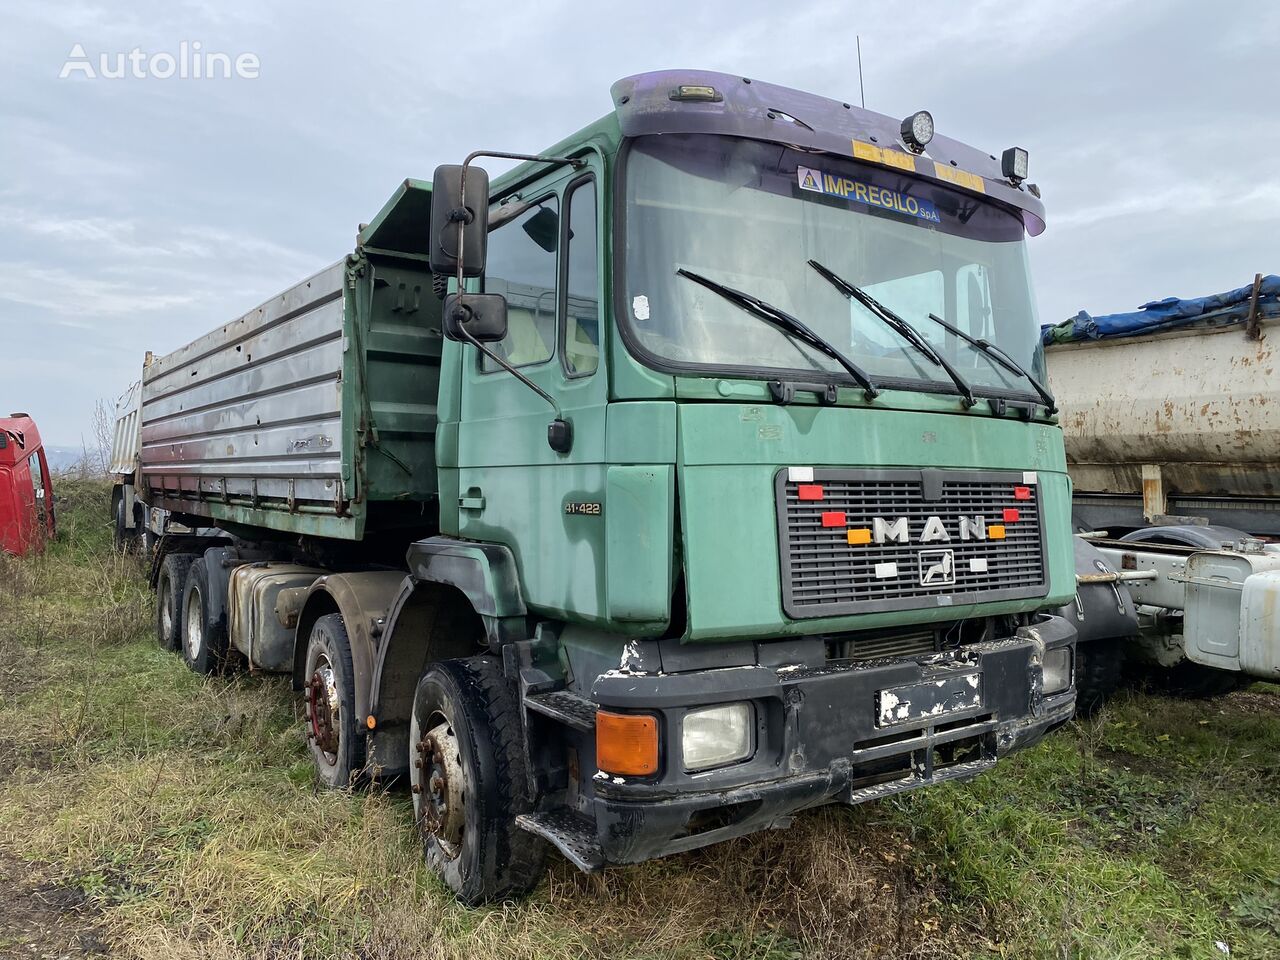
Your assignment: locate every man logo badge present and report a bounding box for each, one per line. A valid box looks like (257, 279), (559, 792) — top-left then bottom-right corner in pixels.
(920, 549), (956, 587)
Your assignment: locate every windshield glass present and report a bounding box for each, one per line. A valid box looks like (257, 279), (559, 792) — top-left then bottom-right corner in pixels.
(622, 134), (1046, 397)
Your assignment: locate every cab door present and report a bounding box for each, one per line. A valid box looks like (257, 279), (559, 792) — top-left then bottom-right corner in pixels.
(29, 447), (54, 547)
(455, 159), (608, 621)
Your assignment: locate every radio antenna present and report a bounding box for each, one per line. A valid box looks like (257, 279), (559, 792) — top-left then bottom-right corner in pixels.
(857, 36), (866, 108)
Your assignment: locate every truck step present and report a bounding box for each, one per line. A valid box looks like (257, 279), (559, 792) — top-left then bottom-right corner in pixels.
(516, 809), (604, 872)
(524, 690), (597, 731)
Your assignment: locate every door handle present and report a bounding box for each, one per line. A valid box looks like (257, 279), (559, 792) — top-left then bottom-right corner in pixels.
(459, 490), (485, 511)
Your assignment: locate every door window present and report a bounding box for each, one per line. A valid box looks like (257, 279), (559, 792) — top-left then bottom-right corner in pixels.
(481, 195), (560, 371)
(562, 179), (599, 377)
(28, 452), (46, 528)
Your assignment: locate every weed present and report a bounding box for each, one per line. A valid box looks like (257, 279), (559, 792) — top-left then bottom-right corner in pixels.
(0, 482), (1276, 959)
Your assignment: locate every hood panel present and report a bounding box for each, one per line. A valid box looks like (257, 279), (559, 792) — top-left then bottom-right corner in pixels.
(676, 402), (1073, 640)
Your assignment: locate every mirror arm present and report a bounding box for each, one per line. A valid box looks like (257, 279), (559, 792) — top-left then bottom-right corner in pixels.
(450, 150), (585, 451)
(454, 149), (586, 302)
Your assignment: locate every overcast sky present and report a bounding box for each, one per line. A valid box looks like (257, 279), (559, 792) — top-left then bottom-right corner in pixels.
(3, 0), (1276, 445)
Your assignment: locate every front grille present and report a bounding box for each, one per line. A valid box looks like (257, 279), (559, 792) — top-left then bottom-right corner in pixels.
(778, 468), (1047, 618)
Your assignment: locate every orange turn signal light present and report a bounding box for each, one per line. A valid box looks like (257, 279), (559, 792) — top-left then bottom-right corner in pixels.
(596, 711), (659, 777)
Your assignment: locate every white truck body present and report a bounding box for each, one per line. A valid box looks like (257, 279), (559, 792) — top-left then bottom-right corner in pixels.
(1048, 310), (1280, 679)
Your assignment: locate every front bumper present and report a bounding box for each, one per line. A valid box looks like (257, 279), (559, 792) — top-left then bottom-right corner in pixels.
(566, 616), (1074, 868)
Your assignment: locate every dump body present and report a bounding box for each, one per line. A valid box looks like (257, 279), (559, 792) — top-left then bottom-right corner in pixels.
(140, 256), (443, 541)
(1048, 314), (1280, 533)
(109, 380), (143, 480)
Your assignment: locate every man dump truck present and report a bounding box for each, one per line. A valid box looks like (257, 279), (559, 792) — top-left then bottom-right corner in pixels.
(140, 69), (1078, 903)
(0, 413), (55, 557)
(1046, 275), (1280, 707)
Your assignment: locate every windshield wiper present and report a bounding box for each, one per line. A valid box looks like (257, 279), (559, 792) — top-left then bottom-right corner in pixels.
(807, 259), (977, 408)
(923, 312), (1057, 414)
(676, 268), (879, 400)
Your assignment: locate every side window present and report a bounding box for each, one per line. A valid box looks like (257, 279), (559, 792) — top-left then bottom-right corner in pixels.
(481, 195), (559, 371)
(29, 453), (43, 500)
(563, 179), (599, 377)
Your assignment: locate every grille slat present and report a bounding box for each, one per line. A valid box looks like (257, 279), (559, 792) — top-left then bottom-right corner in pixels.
(777, 468), (1048, 618)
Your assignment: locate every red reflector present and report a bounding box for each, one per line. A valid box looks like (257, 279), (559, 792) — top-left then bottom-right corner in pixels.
(1003, 508), (1020, 523)
(798, 484), (824, 501)
(1013, 486), (1032, 500)
(821, 511), (846, 527)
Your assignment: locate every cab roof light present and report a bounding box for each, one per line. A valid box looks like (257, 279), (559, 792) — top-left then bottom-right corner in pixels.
(900, 110), (934, 153)
(1002, 147), (1029, 184)
(596, 710), (659, 777)
(669, 84), (722, 103)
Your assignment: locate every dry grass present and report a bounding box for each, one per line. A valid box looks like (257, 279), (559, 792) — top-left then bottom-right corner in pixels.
(0, 479), (1276, 959)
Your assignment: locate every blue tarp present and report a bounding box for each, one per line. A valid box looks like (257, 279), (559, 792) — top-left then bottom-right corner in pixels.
(1042, 275), (1280, 345)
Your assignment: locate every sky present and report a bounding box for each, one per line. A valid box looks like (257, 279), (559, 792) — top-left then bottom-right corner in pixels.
(2, 0), (1277, 446)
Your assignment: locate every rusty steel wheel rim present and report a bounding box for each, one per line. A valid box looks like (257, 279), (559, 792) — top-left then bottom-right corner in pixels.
(415, 716), (465, 860)
(307, 654), (341, 764)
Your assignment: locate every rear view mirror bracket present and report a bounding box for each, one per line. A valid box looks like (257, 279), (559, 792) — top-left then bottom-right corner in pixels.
(433, 150), (587, 454)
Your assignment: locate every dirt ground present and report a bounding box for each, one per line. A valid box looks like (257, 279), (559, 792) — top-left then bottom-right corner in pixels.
(0, 854), (106, 959)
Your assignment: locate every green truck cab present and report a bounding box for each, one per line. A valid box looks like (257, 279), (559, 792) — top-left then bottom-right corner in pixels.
(140, 70), (1076, 904)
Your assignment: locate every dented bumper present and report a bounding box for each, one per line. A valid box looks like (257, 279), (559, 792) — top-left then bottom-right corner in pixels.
(572, 616), (1075, 868)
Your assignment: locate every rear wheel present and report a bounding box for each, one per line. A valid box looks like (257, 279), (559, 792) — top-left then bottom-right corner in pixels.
(155, 553), (195, 652)
(409, 657), (546, 905)
(112, 496), (128, 553)
(1154, 660), (1250, 699)
(304, 613), (364, 787)
(181, 558), (230, 674)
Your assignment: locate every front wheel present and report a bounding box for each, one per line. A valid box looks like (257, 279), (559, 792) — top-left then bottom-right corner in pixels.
(304, 613), (364, 788)
(1074, 637), (1125, 717)
(409, 657), (546, 905)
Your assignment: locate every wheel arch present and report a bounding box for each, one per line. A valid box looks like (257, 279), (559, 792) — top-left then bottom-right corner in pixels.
(366, 576), (492, 778)
(291, 570), (408, 731)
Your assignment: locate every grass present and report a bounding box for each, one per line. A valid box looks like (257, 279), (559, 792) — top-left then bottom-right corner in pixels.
(0, 479), (1276, 959)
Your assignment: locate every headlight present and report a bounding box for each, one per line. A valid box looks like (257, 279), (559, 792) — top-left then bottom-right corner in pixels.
(682, 702), (753, 772)
(1043, 647), (1072, 695)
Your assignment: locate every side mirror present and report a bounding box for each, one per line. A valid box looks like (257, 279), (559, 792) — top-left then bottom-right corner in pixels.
(429, 163), (489, 278)
(443, 293), (508, 343)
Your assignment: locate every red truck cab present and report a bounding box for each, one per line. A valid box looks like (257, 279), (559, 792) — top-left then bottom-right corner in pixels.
(0, 414), (55, 556)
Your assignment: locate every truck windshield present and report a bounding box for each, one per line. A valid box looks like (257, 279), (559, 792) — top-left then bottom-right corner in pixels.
(622, 133), (1046, 398)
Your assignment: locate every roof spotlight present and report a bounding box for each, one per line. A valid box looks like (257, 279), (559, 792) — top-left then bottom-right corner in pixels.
(900, 110), (934, 152)
(1001, 147), (1029, 184)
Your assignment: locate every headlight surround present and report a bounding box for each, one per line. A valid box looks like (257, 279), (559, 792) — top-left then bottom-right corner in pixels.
(1043, 647), (1072, 695)
(682, 702), (754, 772)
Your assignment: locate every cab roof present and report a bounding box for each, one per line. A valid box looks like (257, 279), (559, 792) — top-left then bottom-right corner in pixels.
(0, 414), (42, 466)
(610, 70), (1046, 236)
(359, 68), (1047, 258)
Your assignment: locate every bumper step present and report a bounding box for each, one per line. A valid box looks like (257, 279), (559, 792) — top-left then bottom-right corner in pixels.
(516, 809), (604, 872)
(525, 690), (597, 731)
